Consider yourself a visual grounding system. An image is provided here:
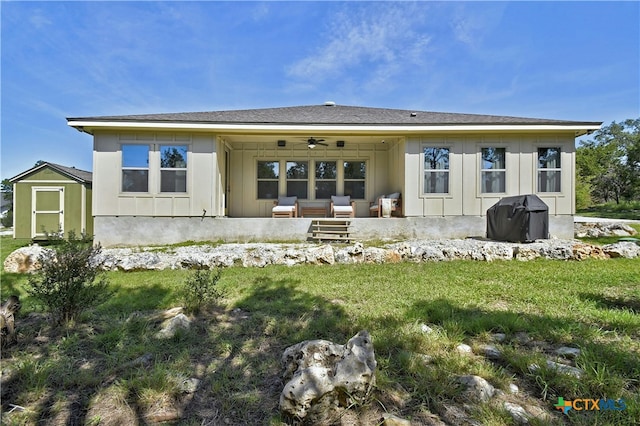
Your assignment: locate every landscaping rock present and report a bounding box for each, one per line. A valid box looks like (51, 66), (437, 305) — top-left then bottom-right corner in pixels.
(503, 402), (531, 425)
(457, 375), (495, 402)
(603, 242), (640, 258)
(555, 346), (581, 359)
(155, 313), (191, 339)
(575, 222), (637, 238)
(279, 330), (376, 422)
(382, 413), (412, 426)
(479, 344), (502, 360)
(529, 360), (583, 378)
(3, 245), (49, 273)
(5, 237), (632, 273)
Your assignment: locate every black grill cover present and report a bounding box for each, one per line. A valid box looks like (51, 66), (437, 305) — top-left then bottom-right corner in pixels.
(486, 194), (549, 242)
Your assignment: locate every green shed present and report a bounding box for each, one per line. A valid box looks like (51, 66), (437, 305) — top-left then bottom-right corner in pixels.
(9, 162), (92, 239)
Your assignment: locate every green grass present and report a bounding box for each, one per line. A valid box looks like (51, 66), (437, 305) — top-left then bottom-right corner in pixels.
(1, 236), (639, 425)
(577, 201), (640, 221)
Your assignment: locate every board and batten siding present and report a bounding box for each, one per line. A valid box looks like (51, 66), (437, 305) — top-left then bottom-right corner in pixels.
(403, 132), (576, 217)
(226, 140), (401, 217)
(92, 131), (224, 218)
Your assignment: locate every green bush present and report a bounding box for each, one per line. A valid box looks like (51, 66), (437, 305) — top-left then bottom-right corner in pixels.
(181, 266), (224, 314)
(27, 231), (112, 325)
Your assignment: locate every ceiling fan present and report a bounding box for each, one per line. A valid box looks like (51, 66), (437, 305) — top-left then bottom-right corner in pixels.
(303, 137), (328, 149)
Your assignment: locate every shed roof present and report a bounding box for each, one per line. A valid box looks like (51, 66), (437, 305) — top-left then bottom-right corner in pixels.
(9, 162), (92, 184)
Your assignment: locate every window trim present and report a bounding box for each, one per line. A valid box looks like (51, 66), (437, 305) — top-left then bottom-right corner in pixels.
(159, 144), (188, 193)
(256, 160), (280, 200)
(285, 160), (309, 199)
(343, 160), (366, 200)
(421, 145), (451, 196)
(480, 147), (506, 194)
(314, 160), (337, 200)
(536, 147), (562, 193)
(121, 143), (150, 193)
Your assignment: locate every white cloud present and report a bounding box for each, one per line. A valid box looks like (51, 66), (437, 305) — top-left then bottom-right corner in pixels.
(286, 3), (432, 86)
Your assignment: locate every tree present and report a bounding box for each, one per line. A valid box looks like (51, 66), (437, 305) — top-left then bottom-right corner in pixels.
(27, 231), (112, 325)
(1, 178), (13, 228)
(576, 118), (640, 204)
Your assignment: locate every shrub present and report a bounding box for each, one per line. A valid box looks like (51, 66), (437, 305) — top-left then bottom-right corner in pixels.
(27, 231), (112, 325)
(181, 266), (224, 314)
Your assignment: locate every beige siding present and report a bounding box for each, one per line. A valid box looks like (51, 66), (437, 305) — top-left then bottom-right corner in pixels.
(404, 132), (576, 217)
(226, 140), (399, 217)
(93, 131), (219, 217)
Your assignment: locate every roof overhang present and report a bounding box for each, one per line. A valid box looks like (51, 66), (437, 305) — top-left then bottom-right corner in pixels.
(68, 120), (601, 137)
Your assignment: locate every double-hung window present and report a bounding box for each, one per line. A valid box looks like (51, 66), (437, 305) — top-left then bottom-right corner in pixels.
(160, 145), (188, 192)
(257, 161), (279, 199)
(315, 161), (336, 199)
(481, 148), (506, 193)
(423, 147), (449, 194)
(122, 144), (149, 192)
(343, 161), (365, 199)
(286, 161), (308, 199)
(538, 148), (561, 192)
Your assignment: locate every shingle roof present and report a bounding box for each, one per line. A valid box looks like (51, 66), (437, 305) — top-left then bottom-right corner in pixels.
(68, 104), (600, 127)
(9, 162), (92, 184)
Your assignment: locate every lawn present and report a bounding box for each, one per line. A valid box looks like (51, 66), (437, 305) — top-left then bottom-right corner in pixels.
(1, 235), (639, 425)
(577, 201), (640, 221)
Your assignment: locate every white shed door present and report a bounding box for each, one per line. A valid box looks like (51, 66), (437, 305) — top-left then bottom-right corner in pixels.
(32, 187), (64, 238)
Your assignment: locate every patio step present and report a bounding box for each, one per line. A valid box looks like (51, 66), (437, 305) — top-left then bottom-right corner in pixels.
(311, 219), (351, 242)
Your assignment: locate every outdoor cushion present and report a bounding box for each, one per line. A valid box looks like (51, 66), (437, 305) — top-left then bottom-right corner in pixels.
(387, 192), (400, 200)
(331, 195), (351, 206)
(277, 196), (297, 206)
(333, 206), (353, 214)
(272, 205), (296, 213)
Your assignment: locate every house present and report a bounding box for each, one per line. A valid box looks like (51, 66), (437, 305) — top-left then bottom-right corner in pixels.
(9, 162), (93, 239)
(67, 103), (601, 246)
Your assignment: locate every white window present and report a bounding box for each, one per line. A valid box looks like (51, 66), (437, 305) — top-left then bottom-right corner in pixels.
(343, 161), (366, 199)
(286, 161), (308, 199)
(257, 161), (279, 199)
(423, 147), (449, 194)
(481, 148), (506, 193)
(160, 145), (187, 192)
(122, 144), (149, 192)
(538, 148), (561, 192)
(315, 161), (336, 199)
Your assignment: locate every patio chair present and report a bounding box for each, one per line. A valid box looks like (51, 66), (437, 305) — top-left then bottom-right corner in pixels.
(369, 192), (402, 217)
(330, 195), (355, 218)
(272, 196), (298, 218)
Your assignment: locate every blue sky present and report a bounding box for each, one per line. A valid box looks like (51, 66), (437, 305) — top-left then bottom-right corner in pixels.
(2, 1), (639, 180)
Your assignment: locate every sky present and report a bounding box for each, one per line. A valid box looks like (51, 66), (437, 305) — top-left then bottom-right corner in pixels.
(1, 1), (639, 180)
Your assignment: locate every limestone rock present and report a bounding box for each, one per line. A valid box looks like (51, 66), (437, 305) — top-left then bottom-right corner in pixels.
(503, 402), (531, 425)
(3, 245), (49, 273)
(603, 242), (640, 258)
(382, 413), (412, 426)
(155, 313), (191, 339)
(279, 330), (376, 422)
(457, 375), (495, 402)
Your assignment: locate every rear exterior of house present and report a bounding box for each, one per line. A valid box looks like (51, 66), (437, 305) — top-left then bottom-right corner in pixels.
(10, 163), (93, 239)
(67, 104), (601, 247)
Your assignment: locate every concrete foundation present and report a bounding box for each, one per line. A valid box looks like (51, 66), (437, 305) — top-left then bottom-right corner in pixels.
(94, 215), (575, 247)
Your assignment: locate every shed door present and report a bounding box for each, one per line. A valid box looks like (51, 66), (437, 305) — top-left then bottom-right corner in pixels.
(32, 187), (64, 238)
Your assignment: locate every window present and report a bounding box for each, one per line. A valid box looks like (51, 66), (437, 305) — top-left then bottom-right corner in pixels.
(286, 161), (308, 198)
(122, 144), (149, 192)
(257, 161), (279, 199)
(423, 147), (449, 194)
(343, 161), (365, 199)
(160, 145), (187, 192)
(481, 148), (506, 193)
(315, 161), (336, 199)
(538, 148), (561, 192)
